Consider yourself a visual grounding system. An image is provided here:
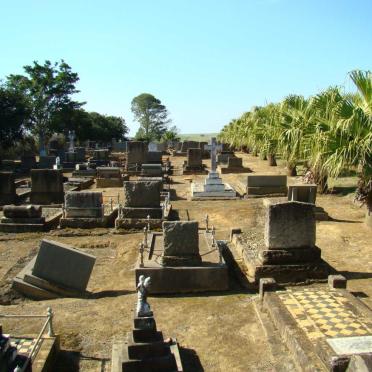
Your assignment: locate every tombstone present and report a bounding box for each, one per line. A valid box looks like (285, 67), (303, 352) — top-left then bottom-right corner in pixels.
(148, 142), (158, 152)
(0, 172), (17, 205)
(288, 184), (317, 204)
(91, 149), (109, 166)
(53, 156), (62, 170)
(20, 155), (37, 172)
(246, 175), (287, 197)
(141, 164), (163, 177)
(180, 141), (199, 153)
(12, 239), (96, 299)
(191, 138), (236, 199)
(111, 286), (183, 372)
(124, 180), (161, 208)
(126, 141), (148, 170)
(146, 151), (162, 163)
(162, 221), (202, 266)
(182, 148), (205, 174)
(30, 169), (64, 204)
(112, 140), (127, 152)
(96, 167), (123, 187)
(68, 130), (75, 152)
(39, 156), (56, 169)
(230, 200), (330, 284)
(64, 192), (103, 218)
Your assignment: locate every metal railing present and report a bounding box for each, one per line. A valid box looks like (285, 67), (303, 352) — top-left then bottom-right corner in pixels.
(0, 307), (54, 372)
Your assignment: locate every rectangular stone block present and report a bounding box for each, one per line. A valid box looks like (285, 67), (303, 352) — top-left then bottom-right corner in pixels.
(265, 201), (316, 249)
(247, 175), (287, 187)
(21, 155), (37, 171)
(124, 180), (161, 208)
(93, 149), (109, 160)
(163, 221), (199, 256)
(146, 151), (162, 163)
(126, 141), (148, 165)
(39, 156), (56, 169)
(65, 191), (103, 218)
(228, 157), (243, 168)
(181, 141), (199, 152)
(32, 239), (96, 291)
(0, 172), (16, 204)
(141, 164), (162, 176)
(187, 148), (202, 167)
(288, 184), (317, 204)
(96, 167), (121, 178)
(30, 169), (64, 204)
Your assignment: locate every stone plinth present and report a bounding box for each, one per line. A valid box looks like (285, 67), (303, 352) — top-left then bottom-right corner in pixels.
(141, 164), (163, 177)
(30, 169), (64, 204)
(0, 172), (17, 205)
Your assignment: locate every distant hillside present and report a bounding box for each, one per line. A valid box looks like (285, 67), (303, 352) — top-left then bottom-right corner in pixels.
(178, 133), (218, 142)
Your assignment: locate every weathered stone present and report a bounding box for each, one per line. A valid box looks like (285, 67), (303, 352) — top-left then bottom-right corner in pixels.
(21, 155), (37, 171)
(32, 239), (96, 291)
(187, 148), (202, 167)
(65, 191), (103, 218)
(259, 278), (277, 300)
(246, 175), (287, 196)
(126, 141), (148, 166)
(227, 157), (243, 168)
(162, 221), (201, 266)
(146, 151), (162, 163)
(3, 205), (42, 219)
(265, 201), (315, 249)
(30, 169), (64, 204)
(181, 141), (199, 152)
(288, 184), (317, 204)
(0, 172), (16, 204)
(124, 181), (161, 208)
(96, 167), (121, 178)
(141, 164), (162, 176)
(93, 149), (109, 160)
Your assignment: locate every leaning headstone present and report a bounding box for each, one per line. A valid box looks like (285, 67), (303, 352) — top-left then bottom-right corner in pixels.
(162, 221), (202, 266)
(0, 172), (17, 205)
(32, 239), (96, 292)
(30, 169), (64, 204)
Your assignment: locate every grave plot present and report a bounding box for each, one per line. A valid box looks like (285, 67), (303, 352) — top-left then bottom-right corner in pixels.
(115, 180), (172, 230)
(182, 148), (207, 174)
(96, 166), (126, 188)
(135, 221), (229, 293)
(64, 176), (95, 191)
(111, 277), (183, 372)
(72, 163), (97, 177)
(13, 239), (96, 300)
(0, 313), (59, 372)
(258, 277), (372, 371)
(59, 191), (118, 228)
(0, 205), (62, 233)
(245, 174), (288, 197)
(230, 200), (330, 284)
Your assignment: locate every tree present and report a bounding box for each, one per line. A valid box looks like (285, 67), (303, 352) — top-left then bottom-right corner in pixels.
(0, 85), (31, 152)
(131, 93), (171, 141)
(161, 125), (180, 142)
(6, 60), (84, 154)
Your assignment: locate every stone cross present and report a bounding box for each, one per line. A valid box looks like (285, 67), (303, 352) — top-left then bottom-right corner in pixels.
(68, 130), (75, 152)
(204, 137), (223, 172)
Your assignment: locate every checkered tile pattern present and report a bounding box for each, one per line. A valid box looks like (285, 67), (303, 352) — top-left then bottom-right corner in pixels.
(278, 289), (371, 340)
(10, 337), (43, 357)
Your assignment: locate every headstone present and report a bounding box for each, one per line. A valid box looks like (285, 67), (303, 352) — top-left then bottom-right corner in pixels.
(227, 157), (243, 168)
(65, 191), (103, 218)
(124, 181), (161, 208)
(0, 172), (17, 204)
(288, 184), (317, 204)
(146, 151), (162, 163)
(39, 156), (56, 169)
(141, 164), (162, 177)
(246, 175), (287, 196)
(162, 221), (202, 266)
(265, 201), (315, 249)
(96, 167), (121, 179)
(187, 148), (202, 167)
(148, 142), (158, 152)
(68, 130), (75, 152)
(181, 141), (199, 153)
(30, 169), (64, 204)
(21, 155), (37, 172)
(92, 149), (109, 160)
(126, 141), (148, 168)
(32, 239), (96, 291)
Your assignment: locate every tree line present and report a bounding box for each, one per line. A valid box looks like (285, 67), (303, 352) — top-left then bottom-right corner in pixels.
(218, 70), (372, 217)
(0, 60), (178, 157)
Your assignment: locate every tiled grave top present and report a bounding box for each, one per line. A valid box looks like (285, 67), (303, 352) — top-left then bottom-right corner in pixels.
(278, 288), (372, 342)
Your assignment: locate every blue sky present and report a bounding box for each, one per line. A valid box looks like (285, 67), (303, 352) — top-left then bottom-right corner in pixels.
(1, 0), (371, 136)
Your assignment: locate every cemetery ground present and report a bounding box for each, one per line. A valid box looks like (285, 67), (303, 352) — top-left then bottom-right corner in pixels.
(0, 153), (371, 371)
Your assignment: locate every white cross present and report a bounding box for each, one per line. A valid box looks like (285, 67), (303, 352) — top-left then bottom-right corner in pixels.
(204, 137), (223, 172)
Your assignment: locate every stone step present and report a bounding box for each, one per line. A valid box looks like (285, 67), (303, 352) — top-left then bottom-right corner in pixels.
(134, 316), (157, 331)
(122, 353), (178, 372)
(127, 341), (171, 360)
(132, 329), (163, 343)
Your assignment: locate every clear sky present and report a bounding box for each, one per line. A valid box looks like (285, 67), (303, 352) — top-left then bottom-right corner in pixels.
(1, 0), (371, 136)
